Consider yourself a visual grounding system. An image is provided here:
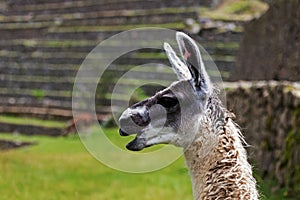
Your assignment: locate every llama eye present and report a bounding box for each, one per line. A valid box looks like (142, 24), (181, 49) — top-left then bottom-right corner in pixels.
(157, 96), (178, 108)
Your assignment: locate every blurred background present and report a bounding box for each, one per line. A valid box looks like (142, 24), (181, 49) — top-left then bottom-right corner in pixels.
(0, 0), (299, 199)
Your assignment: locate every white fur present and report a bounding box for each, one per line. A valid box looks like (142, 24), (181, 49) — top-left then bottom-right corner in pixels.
(119, 32), (258, 199)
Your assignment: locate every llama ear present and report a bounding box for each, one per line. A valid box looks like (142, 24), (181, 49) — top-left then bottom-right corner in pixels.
(176, 32), (211, 93)
(164, 42), (192, 80)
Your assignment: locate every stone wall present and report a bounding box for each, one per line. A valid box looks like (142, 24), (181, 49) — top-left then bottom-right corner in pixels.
(225, 81), (300, 197)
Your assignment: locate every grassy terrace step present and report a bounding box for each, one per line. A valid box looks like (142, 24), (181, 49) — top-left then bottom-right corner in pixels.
(0, 57), (169, 66)
(0, 39), (239, 49)
(0, 115), (65, 128)
(0, 63), (233, 85)
(0, 67), (230, 93)
(0, 63), (233, 79)
(7, 0), (206, 7)
(0, 104), (115, 119)
(0, 53), (169, 65)
(0, 81), (261, 117)
(0, 48), (236, 63)
(6, 0), (81, 5)
(0, 62), (80, 72)
(51, 23), (185, 33)
(0, 82), (162, 108)
(0, 21), (186, 32)
(1, 24), (201, 40)
(1, 8), (197, 24)
(0, 70), (231, 107)
(0, 73), (174, 92)
(0, 13), (196, 29)
(0, 95), (72, 109)
(5, 0), (198, 15)
(47, 12), (195, 27)
(0, 55), (234, 78)
(0, 25), (185, 40)
(0, 44), (238, 57)
(0, 106), (73, 118)
(0, 39), (239, 57)
(0, 66), (78, 77)
(0, 60), (181, 74)
(0, 29), (105, 41)
(0, 39), (99, 48)
(0, 96), (72, 109)
(1, 73), (234, 107)
(0, 41), (239, 58)
(0, 93), (151, 113)
(4, 0), (84, 5)
(0, 79), (74, 91)
(0, 65), (177, 79)
(0, 46), (234, 69)
(0, 64), (233, 92)
(0, 70), (176, 91)
(0, 74), (174, 95)
(0, 87), (71, 98)
(0, 96), (127, 113)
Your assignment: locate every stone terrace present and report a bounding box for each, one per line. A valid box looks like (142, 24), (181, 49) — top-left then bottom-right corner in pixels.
(0, 0), (241, 135)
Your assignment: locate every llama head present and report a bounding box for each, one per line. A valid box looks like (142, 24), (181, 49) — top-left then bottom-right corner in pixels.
(119, 32), (213, 151)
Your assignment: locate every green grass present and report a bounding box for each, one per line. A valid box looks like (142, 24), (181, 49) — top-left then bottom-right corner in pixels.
(0, 128), (192, 200)
(0, 127), (296, 199)
(0, 115), (66, 128)
(48, 23), (186, 33)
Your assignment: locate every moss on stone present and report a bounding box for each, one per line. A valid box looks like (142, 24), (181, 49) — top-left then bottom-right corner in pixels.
(279, 128), (300, 197)
(199, 0), (269, 22)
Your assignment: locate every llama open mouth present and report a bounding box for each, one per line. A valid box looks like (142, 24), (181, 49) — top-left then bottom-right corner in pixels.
(119, 128), (130, 136)
(119, 128), (147, 151)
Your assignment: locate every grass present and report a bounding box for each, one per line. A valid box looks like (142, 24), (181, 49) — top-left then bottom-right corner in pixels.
(48, 23), (185, 33)
(0, 115), (66, 128)
(0, 128), (192, 200)
(0, 127), (296, 199)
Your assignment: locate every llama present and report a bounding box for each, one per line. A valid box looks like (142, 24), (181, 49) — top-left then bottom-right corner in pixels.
(118, 32), (259, 199)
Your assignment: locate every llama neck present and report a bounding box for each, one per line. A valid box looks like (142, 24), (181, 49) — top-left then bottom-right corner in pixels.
(183, 118), (258, 200)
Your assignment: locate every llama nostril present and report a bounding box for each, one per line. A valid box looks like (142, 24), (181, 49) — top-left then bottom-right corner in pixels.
(130, 113), (150, 126)
(127, 106), (150, 127)
(119, 108), (146, 134)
